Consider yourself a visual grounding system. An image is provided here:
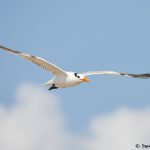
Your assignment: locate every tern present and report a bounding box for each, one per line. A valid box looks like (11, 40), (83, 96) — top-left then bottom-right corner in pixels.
(1, 45), (150, 90)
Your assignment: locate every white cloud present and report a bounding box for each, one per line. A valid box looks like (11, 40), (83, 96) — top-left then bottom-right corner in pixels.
(0, 83), (150, 150)
(82, 108), (150, 150)
(0, 83), (71, 150)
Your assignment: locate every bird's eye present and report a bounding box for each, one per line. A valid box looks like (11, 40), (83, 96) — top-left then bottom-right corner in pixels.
(74, 73), (80, 78)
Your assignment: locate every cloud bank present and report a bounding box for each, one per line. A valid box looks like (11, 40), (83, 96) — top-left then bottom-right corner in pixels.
(0, 84), (71, 150)
(0, 83), (150, 150)
(82, 108), (150, 150)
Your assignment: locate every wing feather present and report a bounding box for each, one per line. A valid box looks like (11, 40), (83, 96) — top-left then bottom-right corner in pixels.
(82, 71), (150, 79)
(0, 45), (66, 76)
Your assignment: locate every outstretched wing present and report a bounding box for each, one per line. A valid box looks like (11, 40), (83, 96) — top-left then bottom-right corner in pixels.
(0, 45), (67, 76)
(81, 71), (150, 79)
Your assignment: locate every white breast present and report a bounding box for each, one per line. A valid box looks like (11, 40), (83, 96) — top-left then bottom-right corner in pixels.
(54, 72), (81, 88)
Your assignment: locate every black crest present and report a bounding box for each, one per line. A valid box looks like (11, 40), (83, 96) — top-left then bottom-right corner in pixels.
(74, 73), (80, 78)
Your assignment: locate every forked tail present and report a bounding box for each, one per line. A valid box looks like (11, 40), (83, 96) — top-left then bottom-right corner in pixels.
(40, 79), (53, 87)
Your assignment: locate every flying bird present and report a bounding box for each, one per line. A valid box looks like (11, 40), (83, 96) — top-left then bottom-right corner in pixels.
(0, 45), (150, 90)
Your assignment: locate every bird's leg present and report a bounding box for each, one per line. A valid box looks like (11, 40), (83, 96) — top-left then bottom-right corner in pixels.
(48, 84), (58, 90)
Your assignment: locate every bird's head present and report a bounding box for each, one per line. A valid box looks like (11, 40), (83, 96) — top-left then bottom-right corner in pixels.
(74, 72), (90, 83)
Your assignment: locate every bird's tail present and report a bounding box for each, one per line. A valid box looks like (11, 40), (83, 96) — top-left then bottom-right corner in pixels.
(40, 79), (53, 87)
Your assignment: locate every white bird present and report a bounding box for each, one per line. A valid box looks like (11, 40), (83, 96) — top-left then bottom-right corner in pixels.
(1, 45), (150, 90)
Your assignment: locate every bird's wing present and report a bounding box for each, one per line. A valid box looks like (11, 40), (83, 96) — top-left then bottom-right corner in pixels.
(81, 71), (150, 79)
(0, 45), (67, 76)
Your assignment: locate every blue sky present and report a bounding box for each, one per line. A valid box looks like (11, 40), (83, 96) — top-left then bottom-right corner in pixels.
(0, 0), (150, 133)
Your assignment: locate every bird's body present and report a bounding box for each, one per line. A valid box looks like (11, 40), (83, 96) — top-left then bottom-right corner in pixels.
(44, 72), (85, 88)
(0, 44), (150, 90)
(47, 72), (79, 88)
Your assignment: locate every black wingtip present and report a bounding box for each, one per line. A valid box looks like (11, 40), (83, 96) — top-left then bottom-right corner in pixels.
(0, 45), (21, 54)
(128, 73), (150, 79)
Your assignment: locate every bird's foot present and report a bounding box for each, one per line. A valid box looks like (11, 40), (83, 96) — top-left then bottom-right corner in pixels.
(48, 84), (58, 90)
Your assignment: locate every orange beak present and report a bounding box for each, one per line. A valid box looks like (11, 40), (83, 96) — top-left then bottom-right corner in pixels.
(80, 77), (90, 82)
